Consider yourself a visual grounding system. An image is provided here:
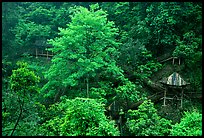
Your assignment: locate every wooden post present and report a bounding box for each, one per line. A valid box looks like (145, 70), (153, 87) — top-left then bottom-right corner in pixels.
(86, 77), (89, 98)
(113, 101), (115, 111)
(47, 50), (48, 59)
(179, 58), (181, 65)
(172, 58), (174, 65)
(119, 109), (123, 136)
(36, 48), (38, 58)
(181, 88), (184, 108)
(119, 116), (122, 136)
(163, 87), (167, 106)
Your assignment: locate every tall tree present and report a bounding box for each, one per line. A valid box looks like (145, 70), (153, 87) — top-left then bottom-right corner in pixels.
(42, 3), (125, 100)
(2, 2), (20, 59)
(5, 62), (40, 136)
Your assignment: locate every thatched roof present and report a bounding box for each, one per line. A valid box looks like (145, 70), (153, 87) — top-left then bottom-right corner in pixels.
(160, 72), (189, 86)
(33, 39), (52, 48)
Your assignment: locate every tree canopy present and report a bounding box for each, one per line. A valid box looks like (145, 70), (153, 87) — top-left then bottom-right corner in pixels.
(2, 2), (202, 136)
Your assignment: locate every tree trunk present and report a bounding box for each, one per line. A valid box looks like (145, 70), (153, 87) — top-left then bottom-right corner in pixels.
(86, 77), (89, 98)
(128, 92), (163, 111)
(54, 87), (66, 103)
(10, 98), (24, 136)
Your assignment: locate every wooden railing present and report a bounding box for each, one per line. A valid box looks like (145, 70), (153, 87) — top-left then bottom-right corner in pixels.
(35, 48), (54, 59)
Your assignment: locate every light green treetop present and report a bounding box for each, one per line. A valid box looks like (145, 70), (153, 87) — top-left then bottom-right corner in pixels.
(42, 3), (124, 98)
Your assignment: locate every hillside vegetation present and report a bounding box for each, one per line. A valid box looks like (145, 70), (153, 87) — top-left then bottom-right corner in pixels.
(2, 2), (202, 136)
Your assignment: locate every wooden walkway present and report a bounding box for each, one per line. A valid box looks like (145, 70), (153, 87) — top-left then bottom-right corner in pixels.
(33, 48), (54, 59)
(157, 53), (181, 65)
(106, 78), (202, 119)
(35, 48), (54, 59)
(157, 53), (171, 62)
(36, 53), (54, 58)
(105, 53), (200, 119)
(184, 92), (202, 99)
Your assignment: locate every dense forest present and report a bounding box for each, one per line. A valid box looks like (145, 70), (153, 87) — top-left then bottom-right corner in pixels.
(2, 2), (202, 136)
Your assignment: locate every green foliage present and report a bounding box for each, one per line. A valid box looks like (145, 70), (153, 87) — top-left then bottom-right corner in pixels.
(89, 81), (117, 104)
(118, 35), (162, 82)
(2, 2), (19, 58)
(136, 48), (162, 79)
(24, 5), (53, 25)
(173, 31), (202, 92)
(89, 87), (107, 103)
(126, 100), (172, 136)
(13, 19), (51, 47)
(115, 81), (145, 108)
(2, 2), (202, 136)
(10, 61), (40, 97)
(173, 32), (201, 59)
(3, 61), (42, 136)
(2, 57), (13, 77)
(43, 3), (124, 98)
(2, 84), (19, 135)
(40, 97), (120, 136)
(170, 111), (202, 136)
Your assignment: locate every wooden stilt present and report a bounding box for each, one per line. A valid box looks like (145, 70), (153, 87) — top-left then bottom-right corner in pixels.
(119, 110), (123, 136)
(163, 87), (167, 106)
(181, 88), (184, 108)
(172, 58), (174, 65)
(47, 50), (48, 59)
(86, 77), (89, 98)
(179, 58), (181, 65)
(36, 48), (38, 58)
(114, 101), (115, 111)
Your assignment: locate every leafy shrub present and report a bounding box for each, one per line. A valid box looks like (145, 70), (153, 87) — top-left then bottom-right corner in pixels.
(10, 61), (40, 97)
(126, 100), (172, 136)
(115, 81), (145, 107)
(40, 97), (120, 136)
(170, 110), (202, 136)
